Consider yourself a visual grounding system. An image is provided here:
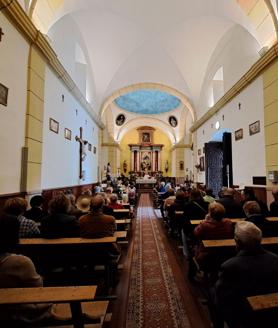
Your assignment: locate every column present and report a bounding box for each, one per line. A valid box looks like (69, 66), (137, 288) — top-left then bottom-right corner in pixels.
(134, 151), (137, 171)
(131, 150), (134, 172)
(24, 45), (46, 192)
(155, 151), (158, 171)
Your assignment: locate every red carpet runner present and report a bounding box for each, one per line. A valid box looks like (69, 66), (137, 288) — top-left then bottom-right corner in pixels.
(126, 194), (191, 328)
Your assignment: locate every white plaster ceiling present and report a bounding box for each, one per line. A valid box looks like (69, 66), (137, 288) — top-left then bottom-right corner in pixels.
(43, 0), (260, 113)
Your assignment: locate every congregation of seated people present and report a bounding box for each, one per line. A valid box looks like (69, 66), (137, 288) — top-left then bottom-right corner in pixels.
(0, 178), (137, 323)
(153, 182), (278, 327)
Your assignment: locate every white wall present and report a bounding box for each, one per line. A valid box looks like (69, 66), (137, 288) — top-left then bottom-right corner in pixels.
(0, 13), (29, 194)
(48, 15), (96, 105)
(196, 77), (265, 188)
(42, 67), (99, 189)
(198, 25), (260, 118)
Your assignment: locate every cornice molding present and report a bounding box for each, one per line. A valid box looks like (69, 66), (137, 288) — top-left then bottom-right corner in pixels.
(0, 0), (104, 129)
(172, 143), (192, 151)
(102, 142), (121, 150)
(190, 41), (278, 133)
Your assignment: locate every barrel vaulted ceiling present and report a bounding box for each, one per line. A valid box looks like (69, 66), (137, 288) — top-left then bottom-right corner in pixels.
(21, 0), (277, 120)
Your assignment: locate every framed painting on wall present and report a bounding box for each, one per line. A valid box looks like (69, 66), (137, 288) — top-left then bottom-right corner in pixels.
(142, 132), (150, 143)
(249, 120), (260, 135)
(49, 118), (59, 134)
(235, 128), (243, 141)
(64, 128), (72, 140)
(0, 83), (8, 106)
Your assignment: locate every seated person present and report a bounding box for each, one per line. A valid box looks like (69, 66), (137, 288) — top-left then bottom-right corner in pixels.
(99, 192), (113, 215)
(79, 195), (119, 256)
(24, 195), (46, 223)
(76, 195), (91, 214)
(217, 188), (244, 218)
(244, 201), (275, 237)
(79, 195), (116, 239)
(4, 197), (40, 238)
(40, 194), (80, 238)
(242, 187), (269, 217)
(203, 189), (215, 204)
(0, 214), (53, 325)
(128, 184), (136, 205)
(184, 189), (209, 220)
(269, 188), (278, 217)
(167, 190), (187, 233)
(194, 202), (234, 269)
(66, 193), (83, 218)
(108, 194), (124, 210)
(94, 182), (102, 194)
(214, 221), (278, 328)
(163, 188), (176, 211)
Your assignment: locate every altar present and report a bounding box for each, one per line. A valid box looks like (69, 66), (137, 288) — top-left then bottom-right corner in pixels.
(136, 177), (156, 193)
(129, 127), (164, 173)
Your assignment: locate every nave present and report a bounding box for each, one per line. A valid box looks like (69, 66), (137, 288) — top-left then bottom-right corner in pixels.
(111, 193), (209, 328)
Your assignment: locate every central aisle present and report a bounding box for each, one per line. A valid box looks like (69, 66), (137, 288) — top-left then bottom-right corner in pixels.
(125, 193), (201, 328)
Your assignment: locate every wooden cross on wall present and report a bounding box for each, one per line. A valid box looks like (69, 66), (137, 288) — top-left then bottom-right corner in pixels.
(0, 28), (4, 42)
(75, 127), (88, 179)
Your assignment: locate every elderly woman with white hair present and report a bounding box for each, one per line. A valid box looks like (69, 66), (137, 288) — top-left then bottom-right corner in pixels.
(213, 221), (278, 328)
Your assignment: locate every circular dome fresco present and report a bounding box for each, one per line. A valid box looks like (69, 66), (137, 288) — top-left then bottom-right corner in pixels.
(114, 89), (181, 114)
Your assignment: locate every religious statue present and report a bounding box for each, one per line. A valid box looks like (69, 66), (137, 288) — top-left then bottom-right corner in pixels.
(75, 135), (88, 161)
(165, 160), (169, 173)
(75, 127), (88, 179)
(106, 162), (112, 180)
(123, 160), (127, 173)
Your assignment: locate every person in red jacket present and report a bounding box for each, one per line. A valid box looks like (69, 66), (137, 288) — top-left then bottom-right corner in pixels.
(194, 202), (234, 270)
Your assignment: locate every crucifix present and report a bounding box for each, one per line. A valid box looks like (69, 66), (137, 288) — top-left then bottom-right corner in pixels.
(75, 127), (88, 179)
(0, 28), (4, 42)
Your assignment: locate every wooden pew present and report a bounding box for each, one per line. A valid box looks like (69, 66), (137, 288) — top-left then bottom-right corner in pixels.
(247, 292), (278, 311)
(20, 236), (116, 245)
(113, 209), (130, 220)
(190, 218), (244, 226)
(247, 292), (278, 325)
(18, 237), (119, 289)
(115, 219), (131, 232)
(266, 217), (278, 222)
(0, 285), (105, 328)
(203, 237), (278, 248)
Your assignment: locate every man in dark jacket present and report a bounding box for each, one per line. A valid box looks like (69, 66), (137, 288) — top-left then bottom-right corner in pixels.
(243, 201), (276, 237)
(214, 221), (278, 328)
(216, 188), (244, 218)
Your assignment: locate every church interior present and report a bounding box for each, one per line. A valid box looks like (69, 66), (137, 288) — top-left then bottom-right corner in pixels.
(1, 0), (278, 327)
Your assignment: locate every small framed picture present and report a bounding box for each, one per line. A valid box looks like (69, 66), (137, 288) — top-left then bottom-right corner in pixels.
(142, 132), (150, 143)
(88, 143), (92, 151)
(198, 149), (201, 156)
(64, 128), (72, 140)
(93, 146), (97, 154)
(169, 115), (178, 127)
(0, 83), (9, 106)
(116, 114), (126, 126)
(235, 128), (243, 141)
(249, 120), (260, 136)
(49, 118), (59, 134)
